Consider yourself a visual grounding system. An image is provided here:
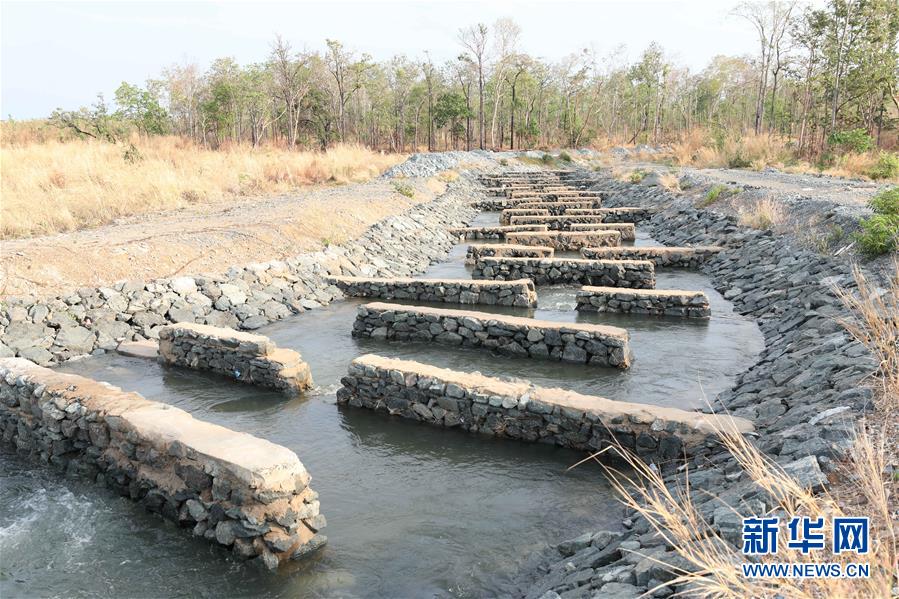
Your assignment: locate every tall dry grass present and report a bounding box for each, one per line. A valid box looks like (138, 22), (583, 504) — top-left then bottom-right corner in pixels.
(0, 133), (405, 238)
(597, 261), (898, 598)
(737, 198), (785, 230)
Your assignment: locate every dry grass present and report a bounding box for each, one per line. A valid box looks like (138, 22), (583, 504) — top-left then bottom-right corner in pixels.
(737, 198), (785, 230)
(832, 261), (899, 409)
(595, 262), (899, 598)
(658, 172), (681, 192)
(0, 133), (405, 238)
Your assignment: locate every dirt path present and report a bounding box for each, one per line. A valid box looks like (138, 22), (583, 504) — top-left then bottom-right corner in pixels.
(1, 177), (446, 297)
(681, 166), (884, 206)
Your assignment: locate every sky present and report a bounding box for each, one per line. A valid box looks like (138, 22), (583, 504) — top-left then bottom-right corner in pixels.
(2, 0), (761, 119)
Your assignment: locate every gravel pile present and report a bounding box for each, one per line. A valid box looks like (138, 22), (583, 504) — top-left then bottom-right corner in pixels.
(383, 150), (500, 178)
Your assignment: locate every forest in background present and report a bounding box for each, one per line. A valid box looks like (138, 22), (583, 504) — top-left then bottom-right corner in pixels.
(3, 0), (896, 164)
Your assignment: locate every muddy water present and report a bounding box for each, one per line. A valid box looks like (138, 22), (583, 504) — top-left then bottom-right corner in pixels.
(0, 212), (763, 598)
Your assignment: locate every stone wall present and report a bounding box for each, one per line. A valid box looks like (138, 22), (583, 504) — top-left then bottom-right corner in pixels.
(517, 200), (597, 214)
(567, 223), (636, 240)
(580, 245), (722, 267)
(472, 257), (656, 289)
(158, 323), (313, 393)
(0, 358), (325, 569)
(465, 244), (554, 264)
(509, 214), (607, 230)
(352, 302), (632, 368)
(519, 171), (879, 599)
(575, 286), (710, 317)
(0, 179), (480, 366)
(328, 276), (538, 308)
(499, 208), (550, 225)
(336, 354), (752, 460)
(447, 224), (549, 240)
(505, 230), (621, 251)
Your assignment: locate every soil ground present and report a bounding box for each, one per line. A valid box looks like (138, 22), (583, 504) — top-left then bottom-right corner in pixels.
(1, 177), (446, 297)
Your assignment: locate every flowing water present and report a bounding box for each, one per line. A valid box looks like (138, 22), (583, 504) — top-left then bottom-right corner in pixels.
(0, 212), (763, 598)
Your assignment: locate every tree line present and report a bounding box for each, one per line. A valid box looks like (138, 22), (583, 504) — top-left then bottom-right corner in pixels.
(49, 0), (898, 157)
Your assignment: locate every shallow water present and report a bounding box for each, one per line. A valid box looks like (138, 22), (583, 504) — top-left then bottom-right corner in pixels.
(0, 212), (763, 598)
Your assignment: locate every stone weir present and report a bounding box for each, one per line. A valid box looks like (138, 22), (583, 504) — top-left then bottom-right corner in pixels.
(510, 214), (607, 230)
(576, 286), (711, 318)
(499, 208), (551, 225)
(567, 223), (636, 241)
(0, 178), (481, 366)
(447, 224), (549, 240)
(352, 302), (632, 368)
(465, 244), (555, 264)
(327, 276), (538, 308)
(516, 200), (599, 214)
(505, 230), (621, 251)
(336, 354), (753, 460)
(519, 172), (881, 599)
(158, 323), (313, 393)
(581, 245), (722, 267)
(0, 358), (326, 570)
(472, 257), (656, 289)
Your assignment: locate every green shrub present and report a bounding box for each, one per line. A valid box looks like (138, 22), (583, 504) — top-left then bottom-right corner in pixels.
(559, 151), (572, 162)
(856, 214), (899, 256)
(393, 181), (415, 198)
(499, 158), (508, 166)
(828, 128), (874, 154)
(869, 187), (899, 215)
(700, 183), (738, 206)
(855, 187), (899, 256)
(868, 152), (899, 180)
(628, 170), (645, 184)
(727, 154), (752, 169)
(541, 153), (555, 165)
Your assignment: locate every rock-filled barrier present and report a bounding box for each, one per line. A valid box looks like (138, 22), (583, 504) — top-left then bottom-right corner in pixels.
(499, 208), (551, 225)
(567, 223), (636, 240)
(447, 224), (549, 240)
(336, 354), (752, 460)
(352, 302), (632, 368)
(509, 214), (608, 230)
(472, 257), (656, 289)
(505, 230), (621, 251)
(0, 357), (326, 569)
(158, 323), (313, 393)
(328, 276), (538, 308)
(576, 286), (711, 318)
(580, 245), (722, 267)
(465, 244), (555, 264)
(0, 178), (480, 365)
(516, 200), (598, 214)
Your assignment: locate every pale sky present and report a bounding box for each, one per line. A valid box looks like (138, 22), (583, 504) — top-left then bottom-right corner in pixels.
(2, 0), (761, 119)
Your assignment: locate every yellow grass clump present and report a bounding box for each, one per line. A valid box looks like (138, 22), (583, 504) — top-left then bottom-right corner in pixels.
(0, 134), (405, 238)
(737, 197), (785, 230)
(593, 261), (898, 599)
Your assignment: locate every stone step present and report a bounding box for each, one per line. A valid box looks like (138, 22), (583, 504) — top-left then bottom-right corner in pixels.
(510, 214), (608, 230)
(352, 302), (632, 368)
(328, 276), (537, 308)
(447, 224), (549, 240)
(158, 323), (313, 394)
(465, 243), (554, 264)
(472, 257), (655, 288)
(580, 246), (723, 267)
(0, 357), (326, 568)
(499, 208), (551, 225)
(576, 286), (711, 317)
(336, 354), (754, 461)
(505, 230), (621, 251)
(567, 222), (636, 240)
(515, 200), (599, 213)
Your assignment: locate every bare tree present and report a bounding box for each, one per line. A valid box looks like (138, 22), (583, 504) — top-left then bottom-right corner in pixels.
(489, 18), (521, 148)
(735, 1), (796, 134)
(270, 35), (311, 147)
(458, 23), (489, 149)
